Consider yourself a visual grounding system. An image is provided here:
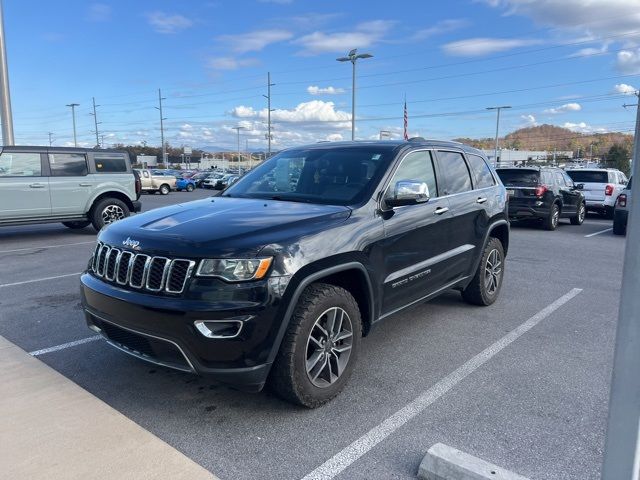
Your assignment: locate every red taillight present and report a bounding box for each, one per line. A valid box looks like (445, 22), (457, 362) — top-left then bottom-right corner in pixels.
(135, 178), (141, 195)
(618, 194), (627, 208)
(535, 185), (547, 197)
(605, 184), (614, 196)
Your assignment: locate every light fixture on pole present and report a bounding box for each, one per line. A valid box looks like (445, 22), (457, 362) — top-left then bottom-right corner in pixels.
(486, 105), (511, 165)
(66, 103), (80, 147)
(337, 49), (373, 141)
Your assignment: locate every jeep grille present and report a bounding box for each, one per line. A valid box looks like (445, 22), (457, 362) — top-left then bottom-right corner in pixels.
(91, 242), (195, 294)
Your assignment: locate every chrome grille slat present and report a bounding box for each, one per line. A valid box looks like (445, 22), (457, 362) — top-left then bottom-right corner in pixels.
(90, 242), (194, 295)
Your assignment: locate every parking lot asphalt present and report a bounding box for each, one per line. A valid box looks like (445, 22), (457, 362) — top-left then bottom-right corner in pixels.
(0, 190), (623, 480)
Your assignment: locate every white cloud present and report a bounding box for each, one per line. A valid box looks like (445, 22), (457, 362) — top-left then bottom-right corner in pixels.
(294, 20), (393, 55)
(562, 122), (607, 134)
(521, 114), (538, 126)
(543, 103), (582, 114)
(413, 19), (468, 41)
(325, 133), (344, 141)
(232, 100), (351, 125)
(614, 83), (637, 94)
(147, 12), (193, 34)
(307, 85), (345, 95)
(569, 44), (609, 58)
(617, 48), (640, 74)
(87, 3), (111, 22)
(442, 37), (542, 56)
(217, 29), (293, 53)
(207, 57), (259, 70)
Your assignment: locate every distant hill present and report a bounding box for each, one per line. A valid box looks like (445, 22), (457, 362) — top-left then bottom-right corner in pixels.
(454, 124), (633, 155)
(200, 145), (232, 153)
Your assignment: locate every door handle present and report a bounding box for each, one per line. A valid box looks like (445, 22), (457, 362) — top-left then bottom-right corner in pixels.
(476, 197), (488, 204)
(29, 183), (45, 188)
(79, 183), (92, 187)
(434, 207), (449, 215)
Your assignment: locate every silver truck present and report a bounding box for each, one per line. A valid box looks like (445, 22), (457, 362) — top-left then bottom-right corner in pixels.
(134, 168), (177, 195)
(0, 146), (141, 231)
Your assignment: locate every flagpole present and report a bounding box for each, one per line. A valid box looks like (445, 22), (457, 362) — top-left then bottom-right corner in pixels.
(403, 94), (408, 140)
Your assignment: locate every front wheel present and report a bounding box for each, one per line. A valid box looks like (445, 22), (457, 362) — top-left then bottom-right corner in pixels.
(90, 198), (130, 231)
(570, 202), (586, 225)
(159, 184), (170, 195)
(270, 283), (361, 408)
(462, 237), (505, 306)
(186, 183), (195, 192)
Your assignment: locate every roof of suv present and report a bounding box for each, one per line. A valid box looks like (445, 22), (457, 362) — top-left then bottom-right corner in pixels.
(294, 139), (486, 157)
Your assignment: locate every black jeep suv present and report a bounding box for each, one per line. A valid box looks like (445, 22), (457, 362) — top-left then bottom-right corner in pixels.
(81, 140), (509, 407)
(496, 166), (586, 230)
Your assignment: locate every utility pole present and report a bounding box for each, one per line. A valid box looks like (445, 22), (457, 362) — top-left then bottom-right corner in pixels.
(337, 49), (373, 141)
(233, 126), (244, 175)
(486, 106), (511, 165)
(263, 72), (275, 156)
(90, 97), (101, 148)
(66, 103), (80, 147)
(0, 0), (14, 145)
(48, 132), (53, 146)
(601, 92), (640, 480)
(100, 134), (105, 148)
(156, 89), (167, 164)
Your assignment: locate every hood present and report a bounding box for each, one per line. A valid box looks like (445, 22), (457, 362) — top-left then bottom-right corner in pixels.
(98, 197), (351, 257)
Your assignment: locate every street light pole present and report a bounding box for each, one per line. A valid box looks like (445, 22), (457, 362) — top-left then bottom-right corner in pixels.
(0, 0), (14, 145)
(156, 89), (167, 165)
(233, 126), (245, 174)
(48, 132), (53, 146)
(66, 103), (80, 147)
(90, 97), (101, 148)
(263, 72), (275, 156)
(337, 49), (373, 141)
(601, 92), (640, 480)
(487, 105), (511, 165)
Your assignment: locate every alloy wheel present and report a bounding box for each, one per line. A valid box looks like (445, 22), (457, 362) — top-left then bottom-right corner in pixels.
(578, 204), (585, 223)
(552, 207), (559, 228)
(484, 248), (502, 295)
(101, 205), (125, 225)
(305, 307), (353, 388)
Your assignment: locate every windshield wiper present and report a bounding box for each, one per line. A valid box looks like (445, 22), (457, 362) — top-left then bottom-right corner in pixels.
(268, 195), (312, 203)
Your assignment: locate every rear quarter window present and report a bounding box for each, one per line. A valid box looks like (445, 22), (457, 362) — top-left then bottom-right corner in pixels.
(466, 154), (495, 189)
(565, 170), (608, 183)
(94, 154), (128, 173)
(496, 169), (539, 186)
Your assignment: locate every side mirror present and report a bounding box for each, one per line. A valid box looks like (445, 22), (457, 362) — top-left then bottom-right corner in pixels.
(574, 183), (584, 190)
(386, 180), (430, 207)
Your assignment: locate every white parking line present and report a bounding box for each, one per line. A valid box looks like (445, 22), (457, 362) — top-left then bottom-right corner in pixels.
(0, 272), (82, 288)
(301, 288), (583, 480)
(29, 335), (102, 356)
(0, 240), (95, 254)
(585, 228), (613, 238)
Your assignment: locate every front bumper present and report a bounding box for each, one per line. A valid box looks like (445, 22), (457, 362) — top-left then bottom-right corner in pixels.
(80, 273), (289, 391)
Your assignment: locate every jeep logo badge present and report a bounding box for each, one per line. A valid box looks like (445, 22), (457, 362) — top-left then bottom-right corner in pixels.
(122, 237), (141, 250)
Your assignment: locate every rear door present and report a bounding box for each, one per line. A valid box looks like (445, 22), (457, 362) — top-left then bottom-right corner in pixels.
(556, 171), (579, 215)
(0, 150), (51, 218)
(433, 149), (484, 280)
(566, 170), (608, 202)
(48, 152), (92, 215)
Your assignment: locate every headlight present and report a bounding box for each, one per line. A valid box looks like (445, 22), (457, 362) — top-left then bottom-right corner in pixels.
(196, 257), (273, 282)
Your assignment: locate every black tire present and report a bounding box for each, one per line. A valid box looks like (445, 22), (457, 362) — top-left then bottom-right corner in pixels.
(570, 202), (586, 225)
(159, 184), (170, 195)
(270, 283), (362, 408)
(62, 221), (90, 229)
(90, 197), (130, 231)
(543, 203), (560, 230)
(461, 237), (505, 306)
(186, 183), (195, 192)
(604, 206), (615, 219)
(613, 215), (627, 235)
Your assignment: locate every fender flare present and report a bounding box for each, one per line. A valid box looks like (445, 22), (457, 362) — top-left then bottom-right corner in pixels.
(465, 219), (510, 285)
(265, 262), (375, 365)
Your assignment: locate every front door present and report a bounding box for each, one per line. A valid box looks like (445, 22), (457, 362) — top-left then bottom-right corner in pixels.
(380, 150), (453, 315)
(0, 151), (51, 219)
(556, 171), (580, 215)
(48, 152), (92, 215)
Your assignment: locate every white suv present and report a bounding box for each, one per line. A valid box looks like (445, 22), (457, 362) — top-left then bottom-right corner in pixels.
(565, 168), (628, 218)
(0, 146), (141, 231)
(613, 176), (632, 235)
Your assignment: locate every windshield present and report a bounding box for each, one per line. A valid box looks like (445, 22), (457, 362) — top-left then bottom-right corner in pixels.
(565, 170), (608, 183)
(496, 169), (540, 186)
(223, 146), (394, 205)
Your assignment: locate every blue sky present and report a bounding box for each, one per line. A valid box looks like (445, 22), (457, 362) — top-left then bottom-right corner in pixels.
(6, 0), (640, 150)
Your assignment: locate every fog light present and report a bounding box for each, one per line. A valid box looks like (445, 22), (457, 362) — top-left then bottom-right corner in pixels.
(194, 316), (252, 339)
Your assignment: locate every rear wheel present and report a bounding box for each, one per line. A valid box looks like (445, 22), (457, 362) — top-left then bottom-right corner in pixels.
(62, 221), (90, 229)
(570, 202), (586, 225)
(159, 184), (170, 195)
(613, 214), (627, 235)
(543, 203), (560, 230)
(462, 237), (505, 306)
(186, 183), (195, 192)
(90, 197), (130, 231)
(270, 283), (361, 408)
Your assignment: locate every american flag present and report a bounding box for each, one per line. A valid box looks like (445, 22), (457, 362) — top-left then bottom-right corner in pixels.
(403, 99), (408, 140)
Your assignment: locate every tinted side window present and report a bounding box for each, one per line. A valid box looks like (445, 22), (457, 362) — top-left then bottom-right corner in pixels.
(437, 150), (472, 195)
(385, 150), (438, 203)
(49, 153), (88, 176)
(94, 154), (127, 173)
(541, 171), (553, 185)
(555, 172), (565, 186)
(0, 152), (42, 177)
(561, 172), (574, 187)
(467, 154), (495, 189)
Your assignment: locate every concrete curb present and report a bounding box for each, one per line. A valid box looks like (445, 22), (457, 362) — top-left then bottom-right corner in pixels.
(0, 335), (218, 480)
(418, 443), (530, 480)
